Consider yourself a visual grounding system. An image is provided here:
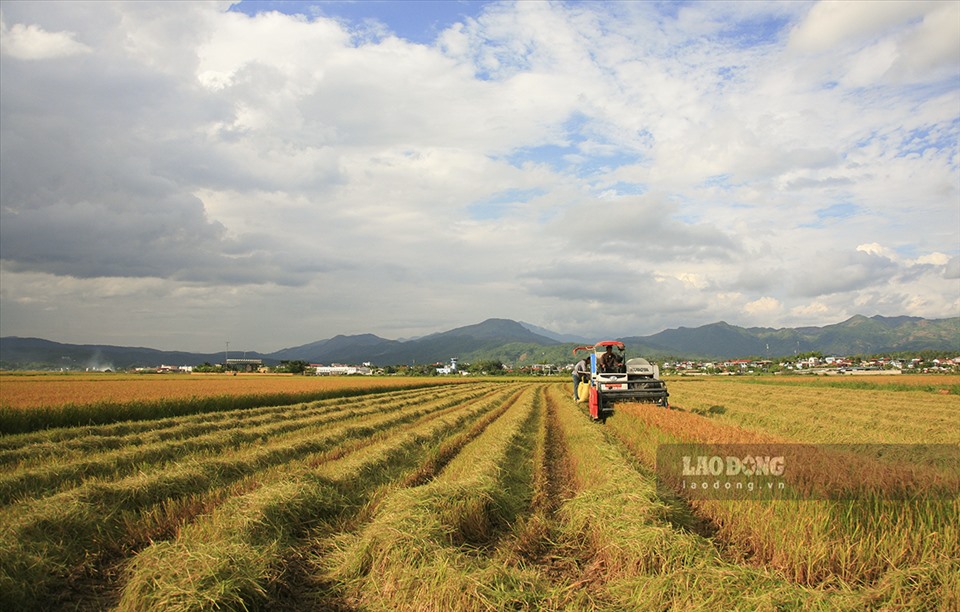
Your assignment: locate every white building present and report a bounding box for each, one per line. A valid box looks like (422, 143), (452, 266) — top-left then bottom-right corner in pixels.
(315, 365), (372, 375)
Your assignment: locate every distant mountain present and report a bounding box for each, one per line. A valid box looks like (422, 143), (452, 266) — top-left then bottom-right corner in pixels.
(358, 318), (560, 365)
(264, 319), (559, 365)
(0, 337), (262, 371)
(270, 333), (400, 364)
(630, 321), (767, 357)
(796, 314), (959, 356)
(519, 321), (590, 344)
(2, 315), (957, 370)
(623, 315), (959, 359)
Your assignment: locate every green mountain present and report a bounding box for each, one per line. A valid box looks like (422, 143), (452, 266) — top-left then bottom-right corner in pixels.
(0, 337), (250, 371)
(270, 333), (401, 364)
(270, 319), (560, 365)
(624, 315), (959, 359)
(2, 315), (957, 370)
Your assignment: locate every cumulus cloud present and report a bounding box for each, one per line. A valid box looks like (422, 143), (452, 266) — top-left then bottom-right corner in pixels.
(791, 301), (831, 318)
(787, 1), (928, 53)
(793, 248), (899, 297)
(0, 1), (957, 351)
(788, 0), (959, 86)
(946, 257), (960, 280)
(856, 243), (898, 260)
(744, 296), (783, 318)
(0, 15), (92, 59)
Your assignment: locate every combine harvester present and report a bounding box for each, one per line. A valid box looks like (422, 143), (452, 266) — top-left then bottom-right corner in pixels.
(574, 341), (669, 423)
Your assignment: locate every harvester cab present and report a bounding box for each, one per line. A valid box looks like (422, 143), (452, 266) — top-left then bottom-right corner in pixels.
(574, 341), (669, 423)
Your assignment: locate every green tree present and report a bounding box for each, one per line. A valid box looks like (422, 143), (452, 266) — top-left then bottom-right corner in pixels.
(278, 360), (310, 374)
(467, 360), (505, 375)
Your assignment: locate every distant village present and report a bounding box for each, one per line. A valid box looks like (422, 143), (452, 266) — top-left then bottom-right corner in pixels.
(661, 355), (960, 375)
(131, 354), (960, 376)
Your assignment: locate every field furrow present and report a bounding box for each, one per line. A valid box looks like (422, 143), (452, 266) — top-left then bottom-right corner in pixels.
(667, 379), (960, 444)
(0, 385), (459, 462)
(319, 384), (546, 610)
(0, 386), (486, 504)
(117, 384), (528, 611)
(546, 385), (837, 610)
(0, 376), (460, 433)
(609, 400), (959, 608)
(0, 383), (505, 608)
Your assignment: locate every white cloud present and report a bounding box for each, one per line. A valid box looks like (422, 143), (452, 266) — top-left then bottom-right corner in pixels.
(913, 252), (950, 266)
(857, 243), (897, 259)
(0, 15), (92, 59)
(0, 1), (957, 351)
(791, 301), (831, 318)
(744, 296), (783, 318)
(787, 1), (928, 53)
(660, 272), (710, 290)
(788, 0), (959, 88)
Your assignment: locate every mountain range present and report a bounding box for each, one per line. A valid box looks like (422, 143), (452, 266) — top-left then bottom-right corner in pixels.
(1, 315), (957, 370)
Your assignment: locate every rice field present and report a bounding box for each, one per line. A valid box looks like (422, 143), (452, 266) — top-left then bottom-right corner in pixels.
(0, 373), (459, 434)
(0, 374), (956, 610)
(0, 373), (454, 410)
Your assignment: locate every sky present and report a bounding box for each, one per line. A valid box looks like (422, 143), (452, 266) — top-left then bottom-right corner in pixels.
(1, 0), (958, 353)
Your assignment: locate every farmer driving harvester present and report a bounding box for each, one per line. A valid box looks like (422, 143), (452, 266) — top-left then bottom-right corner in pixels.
(598, 344), (623, 372)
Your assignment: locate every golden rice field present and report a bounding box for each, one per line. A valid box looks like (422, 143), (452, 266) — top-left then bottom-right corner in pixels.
(0, 372), (454, 409)
(0, 373), (463, 434)
(0, 374), (956, 610)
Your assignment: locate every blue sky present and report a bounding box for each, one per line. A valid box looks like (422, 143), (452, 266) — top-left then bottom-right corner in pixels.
(1, 0), (957, 351)
(230, 0), (488, 44)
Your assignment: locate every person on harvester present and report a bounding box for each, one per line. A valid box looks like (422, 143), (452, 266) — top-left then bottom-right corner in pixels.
(599, 345), (622, 372)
